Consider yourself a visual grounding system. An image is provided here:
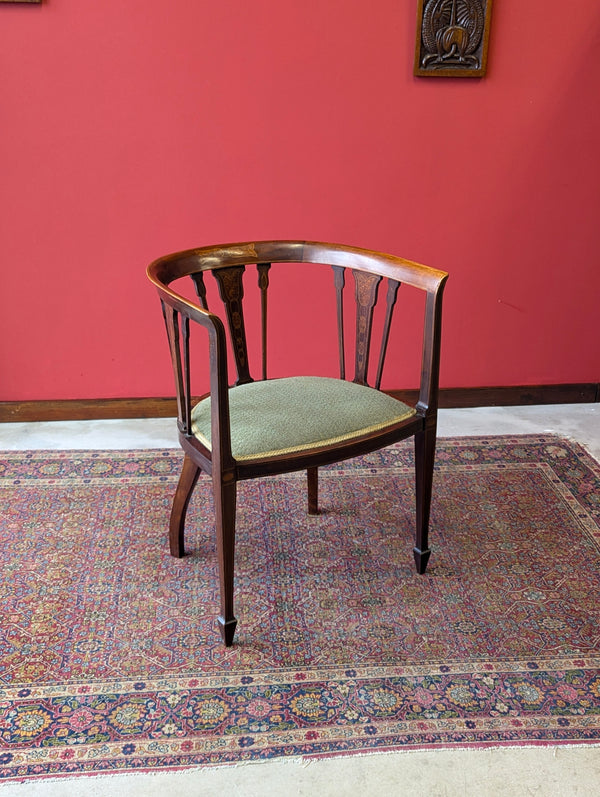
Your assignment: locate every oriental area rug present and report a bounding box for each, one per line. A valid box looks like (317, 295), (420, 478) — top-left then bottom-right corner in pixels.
(1, 435), (600, 781)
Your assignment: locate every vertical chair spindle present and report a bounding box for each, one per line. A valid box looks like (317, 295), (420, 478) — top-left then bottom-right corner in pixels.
(332, 265), (346, 380)
(191, 272), (209, 310)
(257, 263), (271, 381)
(164, 307), (192, 435)
(375, 279), (401, 390)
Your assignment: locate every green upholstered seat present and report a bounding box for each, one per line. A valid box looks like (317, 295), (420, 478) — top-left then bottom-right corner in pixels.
(191, 376), (416, 462)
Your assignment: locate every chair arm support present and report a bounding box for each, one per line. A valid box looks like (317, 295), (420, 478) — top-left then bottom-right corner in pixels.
(417, 277), (448, 415)
(154, 284), (235, 470)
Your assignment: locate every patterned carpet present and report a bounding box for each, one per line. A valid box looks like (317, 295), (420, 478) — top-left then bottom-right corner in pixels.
(1, 435), (599, 780)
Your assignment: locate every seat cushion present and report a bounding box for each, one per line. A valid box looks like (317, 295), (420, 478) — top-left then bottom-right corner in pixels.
(191, 376), (416, 462)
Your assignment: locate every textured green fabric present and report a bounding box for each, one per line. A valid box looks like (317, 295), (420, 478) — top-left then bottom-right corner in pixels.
(191, 376), (416, 462)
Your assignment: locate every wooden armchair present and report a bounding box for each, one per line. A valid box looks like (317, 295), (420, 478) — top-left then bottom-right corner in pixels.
(147, 241), (448, 646)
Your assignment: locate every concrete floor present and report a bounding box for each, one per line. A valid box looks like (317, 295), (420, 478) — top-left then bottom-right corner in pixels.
(1, 403), (599, 796)
(1, 403), (599, 460)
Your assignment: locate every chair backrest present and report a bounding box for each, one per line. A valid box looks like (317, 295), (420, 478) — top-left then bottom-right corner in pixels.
(147, 240), (448, 437)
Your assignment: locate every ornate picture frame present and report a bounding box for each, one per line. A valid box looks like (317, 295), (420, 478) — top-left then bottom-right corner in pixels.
(414, 0), (493, 78)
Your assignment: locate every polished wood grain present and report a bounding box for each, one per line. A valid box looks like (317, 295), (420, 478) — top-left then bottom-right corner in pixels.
(257, 263), (271, 381)
(212, 266), (253, 386)
(353, 270), (382, 386)
(332, 265), (346, 380)
(145, 240), (449, 647)
(375, 279), (401, 390)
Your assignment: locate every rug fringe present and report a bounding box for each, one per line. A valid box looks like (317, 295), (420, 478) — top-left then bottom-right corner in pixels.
(13, 742), (600, 786)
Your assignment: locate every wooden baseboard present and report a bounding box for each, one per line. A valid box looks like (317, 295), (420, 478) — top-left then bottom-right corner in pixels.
(0, 384), (598, 424)
(0, 398), (179, 423)
(390, 383), (599, 409)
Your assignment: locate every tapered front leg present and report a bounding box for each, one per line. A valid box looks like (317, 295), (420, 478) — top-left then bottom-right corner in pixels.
(214, 470), (238, 646)
(413, 420), (437, 574)
(169, 455), (201, 558)
(307, 467), (319, 515)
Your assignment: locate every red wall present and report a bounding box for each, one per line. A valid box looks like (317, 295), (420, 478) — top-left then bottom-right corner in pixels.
(1, 0), (599, 401)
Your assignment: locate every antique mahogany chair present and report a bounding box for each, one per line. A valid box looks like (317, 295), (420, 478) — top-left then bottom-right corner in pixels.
(147, 241), (448, 646)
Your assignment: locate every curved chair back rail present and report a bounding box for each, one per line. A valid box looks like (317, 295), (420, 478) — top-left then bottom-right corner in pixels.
(147, 240), (448, 646)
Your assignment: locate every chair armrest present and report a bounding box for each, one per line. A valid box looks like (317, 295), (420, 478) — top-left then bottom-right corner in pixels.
(417, 276), (448, 416)
(153, 283), (235, 470)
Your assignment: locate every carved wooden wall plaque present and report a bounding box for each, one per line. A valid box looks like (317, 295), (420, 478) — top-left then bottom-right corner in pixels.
(414, 0), (492, 78)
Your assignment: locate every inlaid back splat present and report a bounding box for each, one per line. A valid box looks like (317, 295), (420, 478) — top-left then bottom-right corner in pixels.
(353, 270), (383, 386)
(191, 263), (271, 386)
(331, 267), (401, 388)
(212, 266), (253, 385)
(192, 262), (400, 393)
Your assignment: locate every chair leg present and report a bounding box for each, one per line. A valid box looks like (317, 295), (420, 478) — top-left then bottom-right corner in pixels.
(214, 471), (238, 646)
(414, 422), (437, 574)
(307, 466), (319, 515)
(169, 455), (201, 558)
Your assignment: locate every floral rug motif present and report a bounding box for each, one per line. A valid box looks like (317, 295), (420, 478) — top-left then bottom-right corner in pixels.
(1, 435), (599, 780)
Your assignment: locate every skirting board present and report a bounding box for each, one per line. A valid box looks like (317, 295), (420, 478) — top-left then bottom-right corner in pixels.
(0, 384), (598, 423)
